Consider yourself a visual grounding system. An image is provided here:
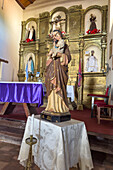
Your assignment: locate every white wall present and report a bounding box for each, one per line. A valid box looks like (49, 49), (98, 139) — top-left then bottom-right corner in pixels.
(0, 0), (23, 81)
(23, 0), (108, 20)
(106, 0), (113, 102)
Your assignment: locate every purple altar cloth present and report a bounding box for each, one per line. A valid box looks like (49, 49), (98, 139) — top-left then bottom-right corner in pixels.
(0, 82), (44, 107)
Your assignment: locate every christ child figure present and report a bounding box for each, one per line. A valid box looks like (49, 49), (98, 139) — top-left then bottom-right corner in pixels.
(48, 30), (64, 60)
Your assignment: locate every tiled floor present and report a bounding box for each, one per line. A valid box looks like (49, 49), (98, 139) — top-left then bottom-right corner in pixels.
(0, 141), (77, 170)
(0, 141), (24, 170)
(0, 106), (112, 170)
(0, 141), (112, 170)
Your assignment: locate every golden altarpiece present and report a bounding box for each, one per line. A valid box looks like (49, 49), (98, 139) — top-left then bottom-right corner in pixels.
(18, 5), (108, 109)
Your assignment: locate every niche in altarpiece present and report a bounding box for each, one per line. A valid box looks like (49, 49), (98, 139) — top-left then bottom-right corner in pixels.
(84, 46), (101, 73)
(24, 21), (37, 42)
(85, 9), (102, 35)
(50, 11), (66, 33)
(24, 52), (35, 73)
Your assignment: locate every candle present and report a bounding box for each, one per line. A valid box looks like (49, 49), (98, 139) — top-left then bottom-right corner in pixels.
(30, 114), (34, 136)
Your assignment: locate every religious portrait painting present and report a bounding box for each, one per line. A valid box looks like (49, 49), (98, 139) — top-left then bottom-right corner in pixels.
(112, 56), (113, 70)
(110, 39), (113, 59)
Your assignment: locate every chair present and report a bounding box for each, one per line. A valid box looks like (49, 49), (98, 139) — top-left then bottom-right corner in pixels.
(87, 84), (111, 118)
(97, 96), (113, 124)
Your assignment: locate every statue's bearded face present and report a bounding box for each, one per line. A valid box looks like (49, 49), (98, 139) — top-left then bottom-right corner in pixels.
(52, 31), (57, 40)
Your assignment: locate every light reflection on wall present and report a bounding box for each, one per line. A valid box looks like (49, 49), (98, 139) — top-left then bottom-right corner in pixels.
(0, 13), (9, 80)
(0, 16), (8, 55)
(0, 1), (23, 81)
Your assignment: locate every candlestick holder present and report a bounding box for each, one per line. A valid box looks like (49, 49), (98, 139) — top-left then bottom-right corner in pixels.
(25, 135), (37, 170)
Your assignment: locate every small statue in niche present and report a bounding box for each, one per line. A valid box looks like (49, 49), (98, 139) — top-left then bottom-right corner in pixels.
(89, 14), (97, 31)
(25, 26), (36, 42)
(86, 14), (100, 34)
(86, 50), (98, 72)
(25, 56), (34, 81)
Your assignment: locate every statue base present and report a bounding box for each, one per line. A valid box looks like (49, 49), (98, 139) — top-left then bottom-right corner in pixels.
(41, 110), (71, 122)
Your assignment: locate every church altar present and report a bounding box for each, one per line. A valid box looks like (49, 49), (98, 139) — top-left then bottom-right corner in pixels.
(0, 82), (44, 117)
(18, 116), (93, 170)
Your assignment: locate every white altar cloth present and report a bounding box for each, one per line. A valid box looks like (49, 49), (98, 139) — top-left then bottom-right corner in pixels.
(18, 116), (93, 170)
(66, 85), (75, 102)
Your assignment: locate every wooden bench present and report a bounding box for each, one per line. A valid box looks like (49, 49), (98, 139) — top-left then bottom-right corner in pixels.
(97, 103), (113, 124)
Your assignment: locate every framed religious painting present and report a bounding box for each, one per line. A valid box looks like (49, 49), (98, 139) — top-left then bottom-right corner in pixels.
(109, 39), (113, 59)
(112, 56), (113, 70)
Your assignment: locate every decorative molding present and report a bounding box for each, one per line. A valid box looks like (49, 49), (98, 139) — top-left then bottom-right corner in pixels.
(84, 5), (103, 15)
(50, 7), (68, 17)
(82, 72), (106, 77)
(23, 18), (38, 25)
(68, 5), (82, 13)
(80, 32), (106, 39)
(39, 12), (50, 19)
(84, 42), (101, 51)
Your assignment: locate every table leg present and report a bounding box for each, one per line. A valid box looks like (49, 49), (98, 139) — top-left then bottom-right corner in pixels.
(97, 106), (100, 124)
(0, 102), (16, 115)
(0, 102), (36, 118)
(91, 97), (94, 118)
(23, 103), (30, 117)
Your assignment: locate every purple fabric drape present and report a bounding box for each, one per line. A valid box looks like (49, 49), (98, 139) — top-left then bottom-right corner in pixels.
(0, 83), (44, 107)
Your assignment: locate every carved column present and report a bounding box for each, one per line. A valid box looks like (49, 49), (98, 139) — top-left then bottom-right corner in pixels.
(77, 38), (84, 110)
(102, 5), (108, 33)
(101, 35), (107, 70)
(80, 10), (84, 35)
(36, 19), (39, 40)
(21, 21), (26, 42)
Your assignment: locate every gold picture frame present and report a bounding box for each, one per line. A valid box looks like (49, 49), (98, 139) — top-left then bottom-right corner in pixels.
(112, 56), (113, 70)
(110, 39), (113, 59)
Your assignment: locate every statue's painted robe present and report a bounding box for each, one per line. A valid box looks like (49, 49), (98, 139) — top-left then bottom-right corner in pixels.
(45, 44), (71, 113)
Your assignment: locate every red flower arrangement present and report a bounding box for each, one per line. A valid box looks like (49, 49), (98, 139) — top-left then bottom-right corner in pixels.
(49, 33), (53, 38)
(25, 38), (33, 43)
(61, 31), (66, 37)
(49, 31), (66, 38)
(86, 28), (100, 34)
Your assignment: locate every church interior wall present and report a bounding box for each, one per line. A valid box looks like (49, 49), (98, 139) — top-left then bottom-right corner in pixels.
(0, 0), (23, 81)
(0, 0), (108, 82)
(0, 0), (109, 108)
(106, 0), (113, 104)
